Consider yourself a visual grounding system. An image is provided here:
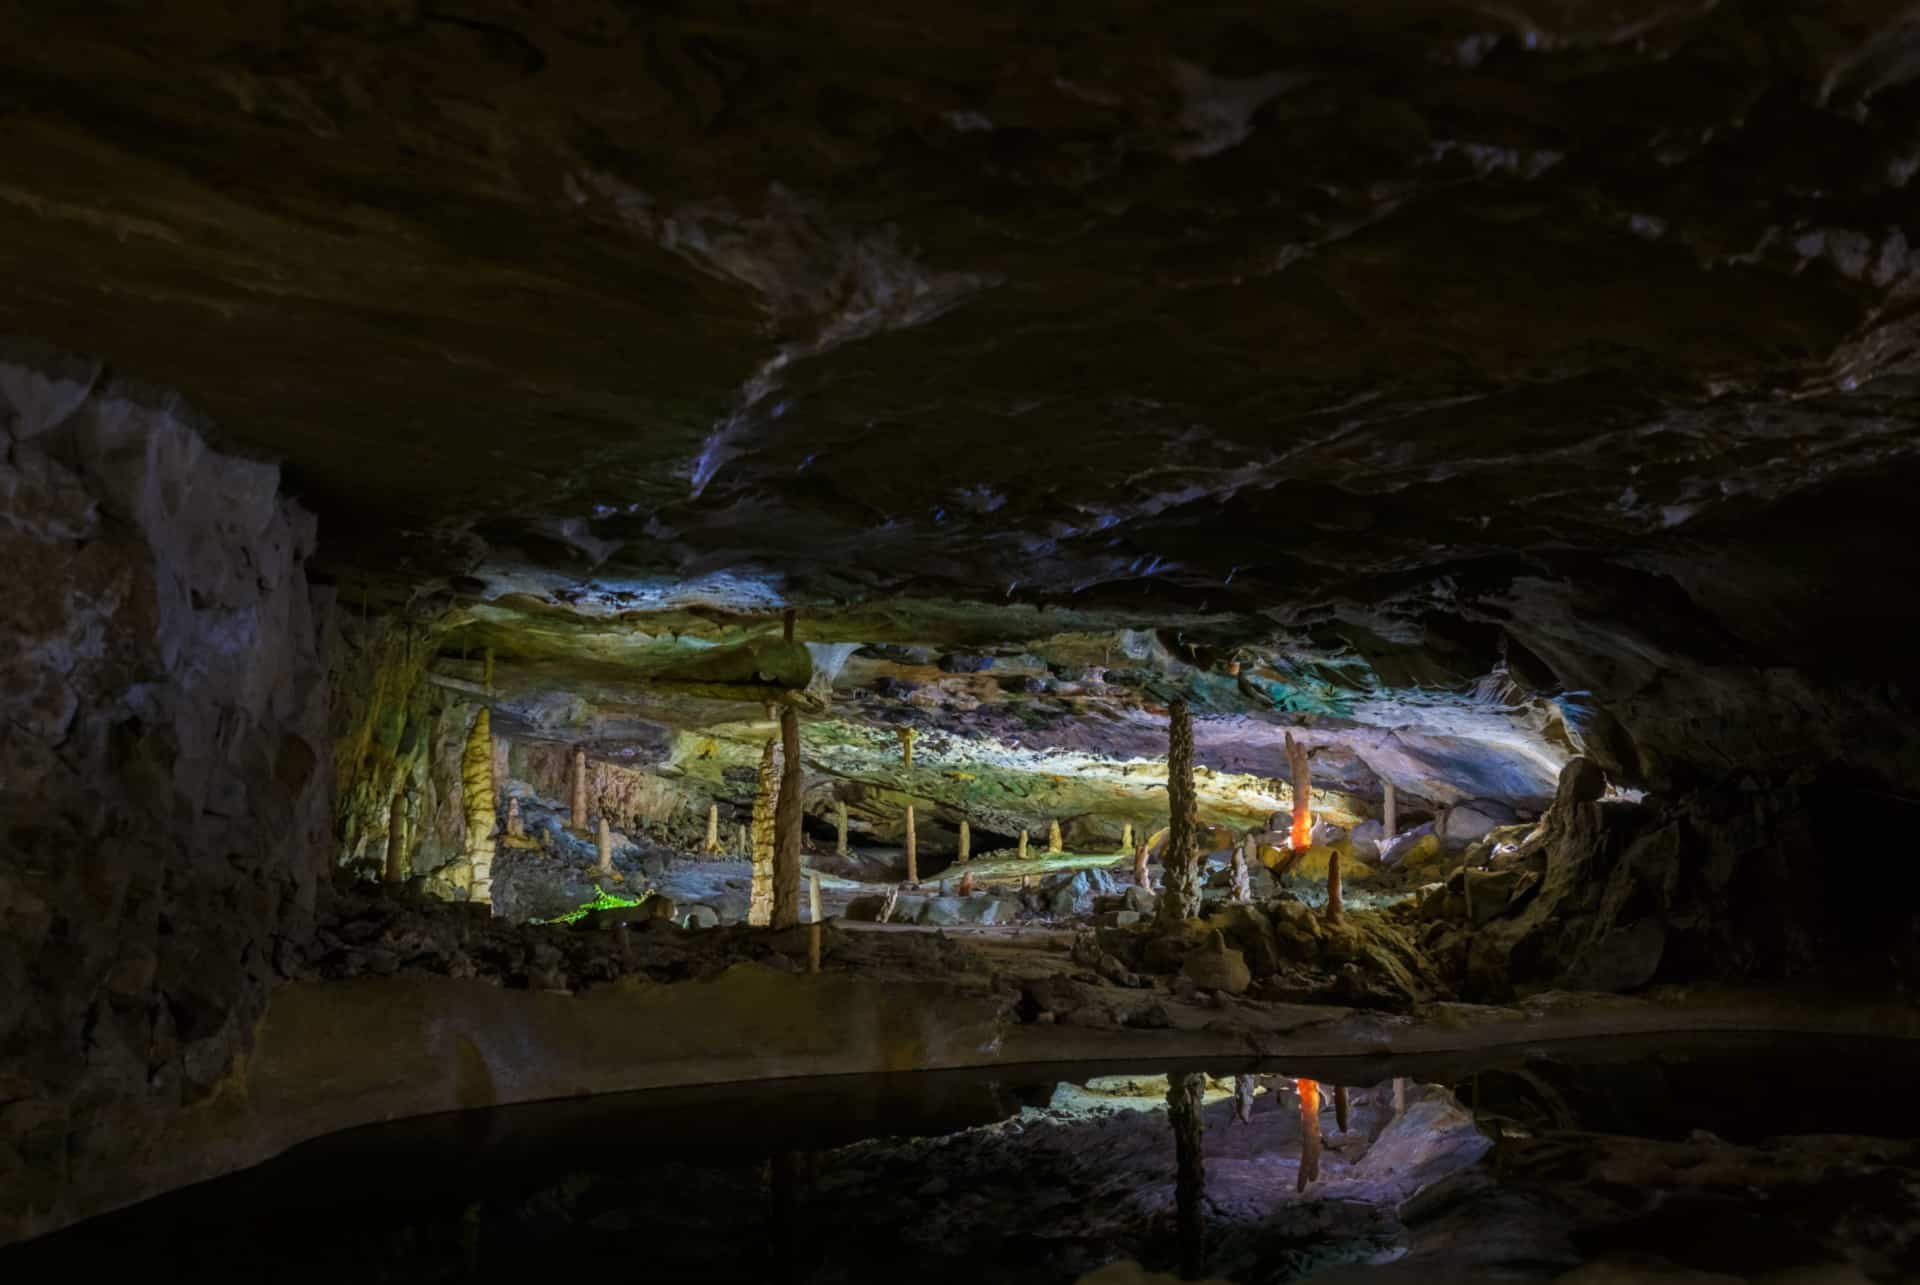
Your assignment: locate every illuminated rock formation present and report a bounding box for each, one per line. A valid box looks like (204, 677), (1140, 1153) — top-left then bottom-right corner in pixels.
(749, 738), (778, 927)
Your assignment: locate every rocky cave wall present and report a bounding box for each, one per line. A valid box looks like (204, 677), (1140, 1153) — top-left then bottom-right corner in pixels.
(0, 345), (331, 1242)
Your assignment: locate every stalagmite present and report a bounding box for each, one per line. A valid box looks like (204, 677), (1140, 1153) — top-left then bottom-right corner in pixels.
(1297, 1078), (1322, 1192)
(1047, 819), (1062, 853)
(808, 870), (823, 924)
(737, 824), (749, 857)
(773, 706), (803, 929)
(1335, 1085), (1350, 1134)
(1383, 779), (1397, 842)
(1168, 1071), (1207, 1280)
(896, 725), (916, 770)
(705, 803), (722, 854)
(1018, 829), (1029, 859)
(1285, 731), (1312, 852)
(748, 738), (778, 927)
(958, 869), (974, 897)
(596, 815), (612, 876)
(1393, 1077), (1406, 1117)
(1120, 822), (1134, 854)
(958, 819), (970, 862)
(1327, 848), (1343, 924)
(461, 708), (496, 905)
(383, 790), (408, 883)
(903, 804), (918, 884)
(1133, 844), (1151, 890)
(1229, 839), (1252, 903)
(1233, 1074), (1256, 1124)
(835, 799), (848, 856)
(570, 747), (588, 832)
(1157, 699), (1203, 923)
(505, 796), (523, 839)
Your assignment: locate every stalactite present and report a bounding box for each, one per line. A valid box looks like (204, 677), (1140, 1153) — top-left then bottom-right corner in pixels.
(1157, 698), (1202, 923)
(1168, 1070), (1207, 1280)
(1297, 1078), (1322, 1192)
(1047, 819), (1062, 853)
(835, 799), (848, 856)
(904, 804), (918, 885)
(705, 803), (722, 854)
(1335, 1085), (1350, 1134)
(1383, 779), (1397, 842)
(1133, 844), (1150, 890)
(957, 819), (970, 863)
(1018, 829), (1029, 859)
(773, 706), (803, 929)
(570, 747), (587, 832)
(505, 796), (523, 839)
(1229, 839), (1252, 903)
(1120, 822), (1133, 854)
(596, 815), (612, 876)
(748, 738), (778, 927)
(1233, 1074), (1256, 1124)
(383, 790), (408, 883)
(461, 708), (495, 905)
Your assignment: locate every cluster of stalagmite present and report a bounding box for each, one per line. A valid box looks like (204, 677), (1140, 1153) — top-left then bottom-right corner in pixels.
(460, 708), (495, 904)
(1158, 699), (1202, 922)
(748, 737), (778, 927)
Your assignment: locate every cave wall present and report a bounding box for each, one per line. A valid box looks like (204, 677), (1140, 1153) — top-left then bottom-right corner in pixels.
(0, 346), (331, 1242)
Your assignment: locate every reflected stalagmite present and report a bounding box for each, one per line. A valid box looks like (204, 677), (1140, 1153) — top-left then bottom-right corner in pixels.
(1297, 1078), (1322, 1192)
(748, 737), (778, 927)
(383, 790), (407, 883)
(773, 706), (802, 929)
(1168, 1070), (1206, 1279)
(1158, 699), (1202, 923)
(1233, 1074), (1255, 1124)
(1335, 1085), (1350, 1134)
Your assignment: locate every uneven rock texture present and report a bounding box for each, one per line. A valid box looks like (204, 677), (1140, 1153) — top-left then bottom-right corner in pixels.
(0, 347), (330, 1243)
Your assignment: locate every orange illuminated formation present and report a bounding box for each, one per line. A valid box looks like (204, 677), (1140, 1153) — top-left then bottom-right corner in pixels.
(1285, 731), (1312, 851)
(1296, 1077), (1323, 1191)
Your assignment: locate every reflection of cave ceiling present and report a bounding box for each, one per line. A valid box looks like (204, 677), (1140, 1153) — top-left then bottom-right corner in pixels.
(4, 2), (1916, 790)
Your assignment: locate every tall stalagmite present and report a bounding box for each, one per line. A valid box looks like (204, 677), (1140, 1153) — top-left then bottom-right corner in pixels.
(1229, 839), (1252, 903)
(705, 803), (722, 854)
(772, 706), (803, 929)
(1168, 1070), (1207, 1279)
(957, 819), (970, 862)
(460, 708), (495, 904)
(1018, 829), (1029, 859)
(748, 738), (778, 927)
(904, 805), (918, 884)
(596, 815), (612, 876)
(383, 790), (408, 883)
(835, 799), (848, 856)
(1158, 699), (1202, 923)
(570, 747), (588, 832)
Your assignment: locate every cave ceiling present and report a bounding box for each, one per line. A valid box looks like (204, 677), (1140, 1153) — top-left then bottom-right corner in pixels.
(4, 0), (1917, 792)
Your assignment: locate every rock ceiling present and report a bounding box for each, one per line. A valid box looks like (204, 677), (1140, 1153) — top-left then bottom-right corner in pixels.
(3, 1), (1916, 792)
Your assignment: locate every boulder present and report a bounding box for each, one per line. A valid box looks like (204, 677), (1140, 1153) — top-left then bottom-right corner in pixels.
(681, 903), (721, 929)
(1123, 885), (1157, 914)
(1439, 799), (1520, 848)
(1042, 869), (1120, 917)
(1181, 929), (1251, 995)
(1463, 869), (1522, 925)
(1379, 821), (1439, 867)
(1348, 818), (1386, 858)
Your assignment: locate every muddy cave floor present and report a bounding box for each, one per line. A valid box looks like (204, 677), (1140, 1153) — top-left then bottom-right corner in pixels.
(13, 1035), (1920, 1285)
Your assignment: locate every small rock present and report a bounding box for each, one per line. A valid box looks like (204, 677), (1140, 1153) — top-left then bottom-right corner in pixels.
(1180, 929), (1251, 995)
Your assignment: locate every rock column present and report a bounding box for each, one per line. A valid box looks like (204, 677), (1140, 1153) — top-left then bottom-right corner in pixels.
(773, 706), (803, 929)
(570, 747), (587, 832)
(461, 708), (496, 905)
(1157, 699), (1202, 923)
(383, 790), (408, 883)
(748, 738), (778, 927)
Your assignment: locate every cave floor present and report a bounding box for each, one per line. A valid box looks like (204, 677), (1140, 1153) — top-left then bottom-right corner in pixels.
(12, 1033), (1920, 1284)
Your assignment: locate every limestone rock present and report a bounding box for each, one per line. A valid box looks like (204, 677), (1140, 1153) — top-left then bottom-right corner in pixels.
(1181, 930), (1251, 995)
(1463, 869), (1524, 926)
